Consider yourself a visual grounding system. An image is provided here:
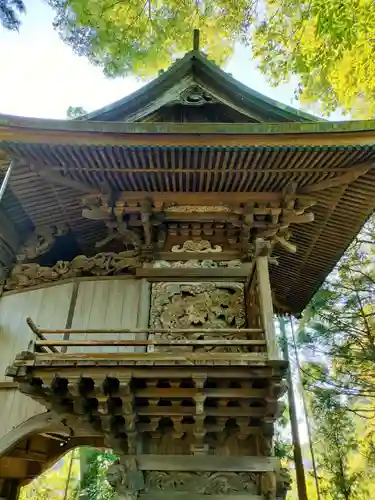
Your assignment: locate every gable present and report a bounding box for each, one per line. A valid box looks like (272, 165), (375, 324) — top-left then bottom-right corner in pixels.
(85, 52), (320, 124)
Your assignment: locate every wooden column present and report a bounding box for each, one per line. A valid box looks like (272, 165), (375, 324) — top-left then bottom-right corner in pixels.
(255, 240), (279, 360)
(0, 479), (21, 500)
(279, 316), (308, 500)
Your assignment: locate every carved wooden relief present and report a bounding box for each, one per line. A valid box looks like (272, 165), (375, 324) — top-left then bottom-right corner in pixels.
(16, 224), (69, 262)
(144, 471), (259, 494)
(150, 282), (245, 331)
(0, 251), (140, 292)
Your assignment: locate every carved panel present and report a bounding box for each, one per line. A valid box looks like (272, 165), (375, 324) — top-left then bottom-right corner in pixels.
(144, 471), (259, 494)
(16, 224), (69, 262)
(151, 282), (245, 329)
(0, 251), (140, 292)
(149, 281), (247, 353)
(153, 259), (242, 269)
(171, 239), (222, 253)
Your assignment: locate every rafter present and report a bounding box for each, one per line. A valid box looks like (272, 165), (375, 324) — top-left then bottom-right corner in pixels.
(30, 165), (98, 194)
(300, 161), (373, 193)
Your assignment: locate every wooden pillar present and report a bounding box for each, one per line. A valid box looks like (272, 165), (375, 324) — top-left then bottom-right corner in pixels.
(279, 316), (308, 500)
(0, 479), (21, 500)
(255, 240), (279, 360)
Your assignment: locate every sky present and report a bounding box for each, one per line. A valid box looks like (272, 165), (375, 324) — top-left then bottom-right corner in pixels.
(0, 0), (346, 120)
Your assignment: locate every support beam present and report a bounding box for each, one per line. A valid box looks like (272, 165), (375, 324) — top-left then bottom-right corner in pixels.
(0, 160), (15, 203)
(255, 240), (279, 360)
(30, 165), (98, 194)
(133, 454), (278, 472)
(300, 161), (373, 193)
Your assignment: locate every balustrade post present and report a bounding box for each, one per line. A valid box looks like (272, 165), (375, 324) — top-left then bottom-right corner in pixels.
(255, 239), (279, 360)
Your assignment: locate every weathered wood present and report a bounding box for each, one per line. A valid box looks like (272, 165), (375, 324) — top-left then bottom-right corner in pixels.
(22, 352), (267, 361)
(136, 406), (273, 418)
(256, 241), (279, 360)
(35, 339), (266, 347)
(300, 161), (373, 193)
(94, 191), (315, 206)
(26, 318), (59, 354)
(30, 165), (98, 194)
(133, 454), (278, 472)
(30, 365), (284, 381)
(32, 326), (263, 335)
(133, 388), (267, 398)
(0, 382), (18, 390)
(279, 317), (308, 500)
(8, 449), (47, 463)
(139, 494), (264, 500)
(157, 251), (240, 261)
(136, 267), (249, 280)
(0, 457), (29, 479)
(61, 281), (79, 353)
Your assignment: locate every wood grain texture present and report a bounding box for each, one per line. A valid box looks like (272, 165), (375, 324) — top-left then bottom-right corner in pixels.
(68, 278), (149, 354)
(133, 454), (278, 471)
(0, 283), (73, 440)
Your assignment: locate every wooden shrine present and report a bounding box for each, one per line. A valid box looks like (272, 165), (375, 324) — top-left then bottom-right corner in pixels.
(1, 38), (375, 500)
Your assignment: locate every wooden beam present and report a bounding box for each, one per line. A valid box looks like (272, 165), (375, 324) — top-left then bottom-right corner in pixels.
(256, 239), (279, 360)
(136, 267), (248, 280)
(157, 251), (240, 261)
(300, 162), (373, 193)
(0, 412), (68, 458)
(30, 165), (98, 194)
(89, 191), (315, 206)
(3, 120), (375, 147)
(0, 382), (18, 390)
(132, 388), (267, 399)
(32, 324), (262, 335)
(22, 352), (268, 362)
(26, 318), (59, 354)
(35, 339), (266, 347)
(0, 457), (29, 479)
(133, 454), (278, 472)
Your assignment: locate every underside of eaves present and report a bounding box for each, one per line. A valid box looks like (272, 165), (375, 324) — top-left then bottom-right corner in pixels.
(0, 49), (375, 313)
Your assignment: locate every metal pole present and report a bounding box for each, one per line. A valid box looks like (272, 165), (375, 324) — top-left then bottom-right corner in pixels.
(0, 160), (15, 203)
(279, 316), (308, 500)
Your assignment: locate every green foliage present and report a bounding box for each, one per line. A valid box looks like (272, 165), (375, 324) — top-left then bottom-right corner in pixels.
(19, 450), (79, 500)
(0, 0), (25, 30)
(66, 106), (87, 119)
(253, 0), (375, 117)
(299, 215), (375, 402)
(79, 448), (117, 500)
(47, 0), (256, 77)
(295, 214), (375, 498)
(306, 387), (362, 500)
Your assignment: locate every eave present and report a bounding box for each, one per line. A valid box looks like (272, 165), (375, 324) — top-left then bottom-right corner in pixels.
(1, 117), (375, 313)
(1, 116), (375, 147)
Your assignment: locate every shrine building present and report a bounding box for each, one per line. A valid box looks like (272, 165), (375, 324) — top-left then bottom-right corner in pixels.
(1, 40), (375, 500)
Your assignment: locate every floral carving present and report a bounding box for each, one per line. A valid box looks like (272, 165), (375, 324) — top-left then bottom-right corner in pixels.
(153, 259), (241, 269)
(144, 471), (258, 494)
(150, 282), (247, 352)
(171, 239), (222, 253)
(166, 205), (230, 213)
(96, 221), (143, 250)
(0, 251), (140, 292)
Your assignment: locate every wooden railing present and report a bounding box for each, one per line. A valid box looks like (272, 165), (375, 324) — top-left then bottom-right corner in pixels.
(26, 317), (267, 357)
